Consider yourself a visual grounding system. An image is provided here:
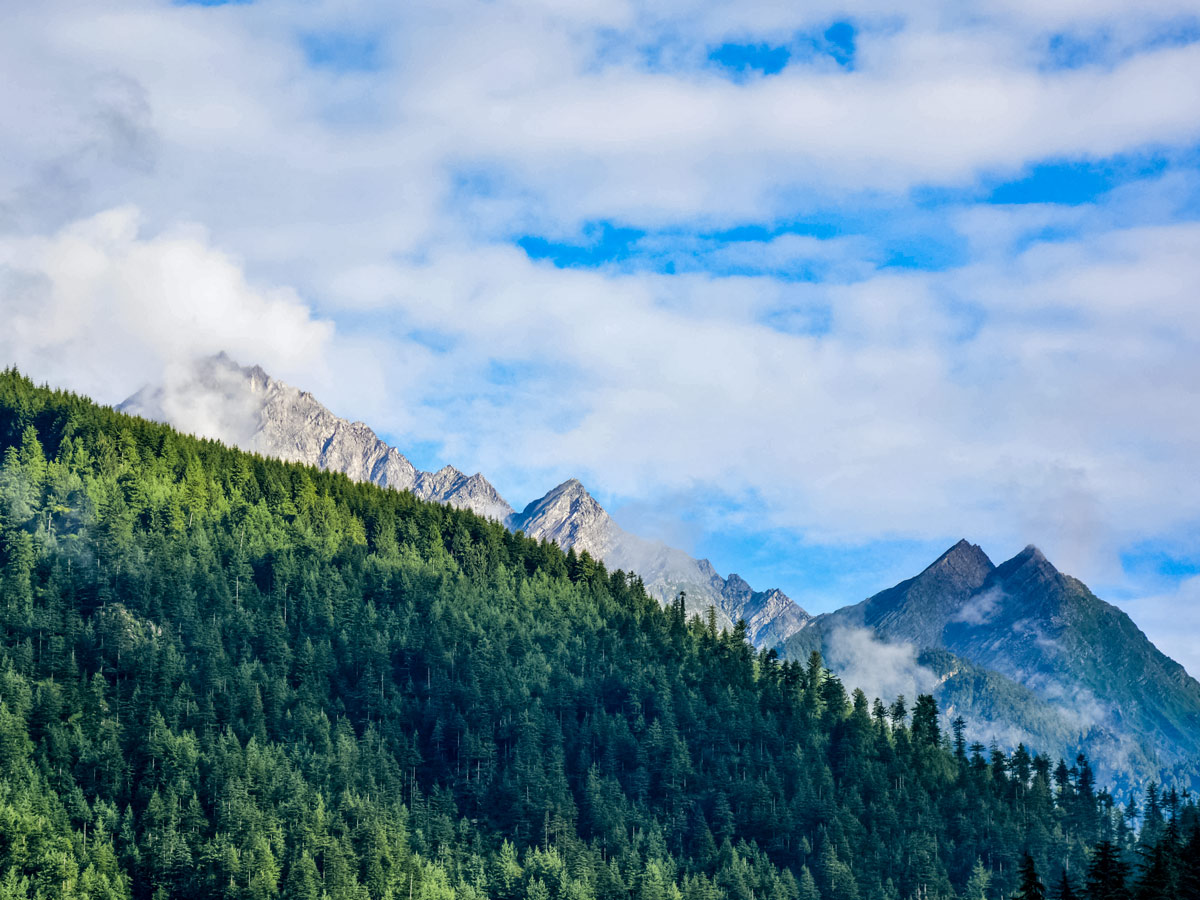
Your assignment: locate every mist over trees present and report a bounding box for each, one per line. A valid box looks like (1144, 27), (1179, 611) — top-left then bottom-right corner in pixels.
(1, 368), (1197, 900)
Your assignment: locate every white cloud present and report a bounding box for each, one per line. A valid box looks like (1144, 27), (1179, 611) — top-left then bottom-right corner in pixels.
(0, 207), (334, 405)
(952, 587), (1005, 626)
(1124, 577), (1200, 679)
(321, 215), (1200, 585)
(4, 0), (1200, 252)
(823, 626), (938, 703)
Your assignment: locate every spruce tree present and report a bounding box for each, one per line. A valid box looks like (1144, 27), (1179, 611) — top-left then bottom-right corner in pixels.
(964, 858), (991, 900)
(1179, 824), (1200, 900)
(1053, 869), (1079, 900)
(1085, 842), (1131, 900)
(1015, 853), (1047, 900)
(1133, 840), (1172, 900)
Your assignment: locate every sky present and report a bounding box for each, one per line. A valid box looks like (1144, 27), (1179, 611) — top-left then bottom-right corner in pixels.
(2, 0), (1200, 674)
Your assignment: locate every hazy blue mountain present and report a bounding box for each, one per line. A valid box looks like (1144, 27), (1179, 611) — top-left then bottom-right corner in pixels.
(783, 540), (1200, 792)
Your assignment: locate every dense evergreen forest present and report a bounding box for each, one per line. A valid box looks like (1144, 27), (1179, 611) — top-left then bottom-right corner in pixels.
(0, 368), (1197, 900)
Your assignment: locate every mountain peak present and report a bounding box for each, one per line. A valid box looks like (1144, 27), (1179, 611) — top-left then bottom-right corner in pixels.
(511, 478), (615, 559)
(1019, 544), (1048, 563)
(997, 543), (1057, 577)
(724, 573), (752, 595)
(832, 539), (996, 649)
(518, 478), (602, 518)
(926, 539), (994, 582)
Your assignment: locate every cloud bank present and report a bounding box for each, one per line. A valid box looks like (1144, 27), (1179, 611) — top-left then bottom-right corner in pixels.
(0, 207), (333, 405)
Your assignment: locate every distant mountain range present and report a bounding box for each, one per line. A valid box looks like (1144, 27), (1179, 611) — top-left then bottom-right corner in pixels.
(120, 354), (812, 646)
(121, 354), (1200, 792)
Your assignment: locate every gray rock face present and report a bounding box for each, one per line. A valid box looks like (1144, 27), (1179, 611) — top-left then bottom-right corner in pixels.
(511, 479), (735, 628)
(120, 354), (512, 522)
(721, 576), (813, 648)
(415, 467), (515, 523)
(511, 479), (622, 556)
(121, 354), (811, 646)
(510, 480), (812, 642)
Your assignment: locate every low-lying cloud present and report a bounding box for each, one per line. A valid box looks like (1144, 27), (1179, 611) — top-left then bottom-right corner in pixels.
(951, 587), (1005, 626)
(823, 626), (938, 704)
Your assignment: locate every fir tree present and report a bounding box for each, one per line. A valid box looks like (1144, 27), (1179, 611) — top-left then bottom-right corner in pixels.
(1085, 842), (1131, 900)
(1015, 853), (1046, 900)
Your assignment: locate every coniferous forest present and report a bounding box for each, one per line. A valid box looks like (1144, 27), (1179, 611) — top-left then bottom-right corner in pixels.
(1, 367), (1198, 900)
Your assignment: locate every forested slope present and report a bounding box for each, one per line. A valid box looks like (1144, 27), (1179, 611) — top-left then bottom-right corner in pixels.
(1, 368), (1197, 900)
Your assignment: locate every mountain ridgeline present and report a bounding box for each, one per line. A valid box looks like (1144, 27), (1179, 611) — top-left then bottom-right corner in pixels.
(120, 355), (812, 645)
(120, 356), (1200, 796)
(783, 541), (1200, 795)
(5, 367), (1200, 900)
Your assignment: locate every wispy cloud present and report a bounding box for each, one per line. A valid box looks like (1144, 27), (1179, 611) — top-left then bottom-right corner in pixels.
(824, 626), (938, 704)
(0, 207), (332, 404)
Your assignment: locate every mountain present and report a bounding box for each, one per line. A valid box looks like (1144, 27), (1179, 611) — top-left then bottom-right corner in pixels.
(120, 357), (1200, 791)
(5, 366), (1185, 900)
(505, 476), (727, 621)
(508, 478), (811, 643)
(120, 354), (811, 645)
(784, 540), (1200, 792)
(120, 352), (515, 521)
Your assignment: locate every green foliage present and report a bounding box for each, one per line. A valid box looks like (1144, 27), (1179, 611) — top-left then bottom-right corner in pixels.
(0, 368), (1196, 900)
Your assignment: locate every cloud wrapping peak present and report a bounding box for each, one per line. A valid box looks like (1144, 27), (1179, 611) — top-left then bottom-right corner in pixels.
(0, 207), (333, 404)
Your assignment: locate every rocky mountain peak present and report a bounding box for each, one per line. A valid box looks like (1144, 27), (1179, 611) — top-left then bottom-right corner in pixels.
(121, 354), (515, 521)
(511, 479), (614, 552)
(928, 539), (995, 583)
(1015, 544), (1050, 567)
(992, 544), (1061, 594)
(548, 478), (589, 501)
(724, 573), (752, 598)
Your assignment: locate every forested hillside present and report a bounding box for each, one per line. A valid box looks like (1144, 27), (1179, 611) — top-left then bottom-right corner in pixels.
(1, 368), (1197, 900)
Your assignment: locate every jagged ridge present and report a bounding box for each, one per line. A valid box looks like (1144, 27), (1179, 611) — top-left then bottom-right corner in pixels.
(121, 354), (812, 645)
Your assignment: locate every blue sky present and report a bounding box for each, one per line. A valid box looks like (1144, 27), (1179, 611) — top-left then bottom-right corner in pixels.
(2, 0), (1200, 672)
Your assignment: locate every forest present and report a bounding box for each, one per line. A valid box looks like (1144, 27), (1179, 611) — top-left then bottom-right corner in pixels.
(0, 367), (1197, 900)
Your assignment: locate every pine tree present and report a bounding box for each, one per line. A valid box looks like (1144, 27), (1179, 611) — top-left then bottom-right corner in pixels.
(1053, 869), (1079, 900)
(1015, 853), (1046, 900)
(1085, 841), (1131, 900)
(964, 858), (991, 900)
